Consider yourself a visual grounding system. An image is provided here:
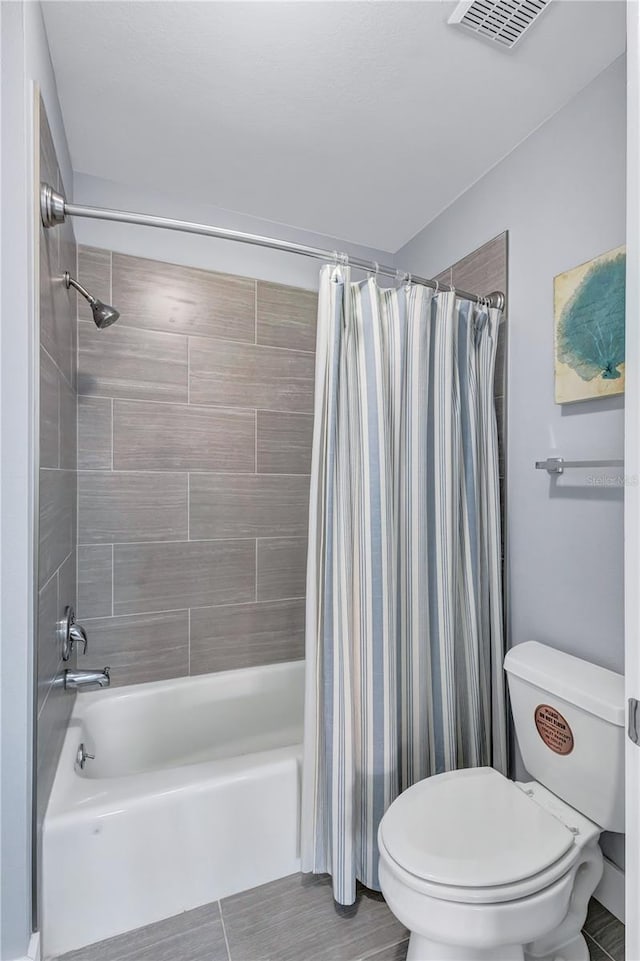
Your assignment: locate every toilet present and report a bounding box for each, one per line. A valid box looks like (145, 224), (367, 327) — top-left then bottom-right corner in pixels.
(377, 641), (625, 961)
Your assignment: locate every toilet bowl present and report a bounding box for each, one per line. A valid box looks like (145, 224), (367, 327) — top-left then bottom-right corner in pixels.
(378, 768), (602, 961)
(377, 643), (625, 961)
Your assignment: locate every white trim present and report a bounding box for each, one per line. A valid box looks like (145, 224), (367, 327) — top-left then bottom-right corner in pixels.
(594, 856), (625, 924)
(626, 1), (640, 957)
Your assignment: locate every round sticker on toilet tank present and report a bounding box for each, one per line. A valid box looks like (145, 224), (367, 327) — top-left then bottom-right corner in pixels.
(534, 704), (574, 755)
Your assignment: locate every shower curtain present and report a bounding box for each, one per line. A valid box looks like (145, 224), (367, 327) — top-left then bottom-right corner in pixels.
(301, 266), (507, 906)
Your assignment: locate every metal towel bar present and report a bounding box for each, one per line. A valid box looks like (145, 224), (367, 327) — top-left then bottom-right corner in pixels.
(535, 457), (624, 475)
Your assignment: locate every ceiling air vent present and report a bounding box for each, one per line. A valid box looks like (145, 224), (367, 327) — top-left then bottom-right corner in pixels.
(448, 0), (552, 50)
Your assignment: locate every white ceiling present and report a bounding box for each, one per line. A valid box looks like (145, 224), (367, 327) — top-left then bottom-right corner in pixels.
(42, 0), (626, 251)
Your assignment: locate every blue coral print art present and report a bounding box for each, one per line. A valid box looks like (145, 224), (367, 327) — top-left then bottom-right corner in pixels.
(554, 246), (626, 403)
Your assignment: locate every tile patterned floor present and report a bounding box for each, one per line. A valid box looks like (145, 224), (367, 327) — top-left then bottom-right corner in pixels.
(54, 873), (624, 961)
(583, 900), (625, 961)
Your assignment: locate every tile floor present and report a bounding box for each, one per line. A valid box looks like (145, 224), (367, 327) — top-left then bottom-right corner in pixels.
(55, 873), (624, 961)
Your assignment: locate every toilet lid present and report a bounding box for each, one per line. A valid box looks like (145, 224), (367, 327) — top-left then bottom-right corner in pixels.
(379, 767), (576, 888)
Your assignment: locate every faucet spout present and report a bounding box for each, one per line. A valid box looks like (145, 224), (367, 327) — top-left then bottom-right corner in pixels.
(57, 667), (111, 690)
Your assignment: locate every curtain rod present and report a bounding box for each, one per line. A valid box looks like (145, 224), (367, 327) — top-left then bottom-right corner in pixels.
(40, 183), (506, 311)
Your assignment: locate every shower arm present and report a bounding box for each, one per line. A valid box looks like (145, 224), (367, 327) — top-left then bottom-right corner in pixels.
(64, 271), (96, 306)
(40, 183), (506, 312)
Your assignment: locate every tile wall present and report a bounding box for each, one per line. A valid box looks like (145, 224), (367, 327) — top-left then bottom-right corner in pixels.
(36, 100), (78, 909)
(76, 247), (317, 686)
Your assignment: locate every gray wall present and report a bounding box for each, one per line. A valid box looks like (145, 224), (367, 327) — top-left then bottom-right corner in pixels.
(36, 99), (78, 925)
(72, 173), (396, 292)
(0, 3), (76, 956)
(398, 57), (626, 866)
(76, 247), (316, 686)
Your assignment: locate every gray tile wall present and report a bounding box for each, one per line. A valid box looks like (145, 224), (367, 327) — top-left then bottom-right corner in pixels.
(76, 247), (316, 686)
(435, 232), (508, 554)
(37, 101), (78, 916)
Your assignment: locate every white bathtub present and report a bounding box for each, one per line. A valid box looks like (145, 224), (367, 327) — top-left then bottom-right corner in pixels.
(42, 660), (304, 958)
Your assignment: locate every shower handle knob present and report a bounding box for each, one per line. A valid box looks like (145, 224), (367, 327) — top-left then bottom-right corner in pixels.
(58, 606), (89, 660)
(69, 621), (88, 655)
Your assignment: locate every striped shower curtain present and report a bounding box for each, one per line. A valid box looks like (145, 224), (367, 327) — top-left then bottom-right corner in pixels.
(301, 266), (507, 905)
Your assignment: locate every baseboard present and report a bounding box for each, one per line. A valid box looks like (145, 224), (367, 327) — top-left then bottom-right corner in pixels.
(594, 856), (625, 923)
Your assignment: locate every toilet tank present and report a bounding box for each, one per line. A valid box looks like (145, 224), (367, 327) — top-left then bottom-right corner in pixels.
(504, 641), (625, 832)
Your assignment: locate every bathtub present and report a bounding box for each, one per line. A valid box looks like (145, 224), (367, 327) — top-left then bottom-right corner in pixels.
(42, 660), (304, 958)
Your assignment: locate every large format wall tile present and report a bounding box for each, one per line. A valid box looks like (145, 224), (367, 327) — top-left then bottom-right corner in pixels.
(40, 111), (75, 387)
(257, 410), (314, 474)
(58, 550), (77, 616)
(257, 281), (317, 352)
(39, 468), (75, 588)
(76, 246), (111, 327)
(82, 610), (189, 687)
(79, 471), (188, 544)
(78, 396), (112, 470)
(113, 252), (256, 342)
(189, 337), (315, 412)
(59, 217), (78, 392)
(37, 553), (77, 715)
(77, 545), (113, 619)
(40, 225), (75, 387)
(37, 573), (60, 716)
(494, 322), (507, 399)
(74, 244), (317, 687)
(113, 400), (255, 471)
(257, 537), (307, 601)
(39, 104), (58, 191)
(78, 321), (188, 402)
(189, 473), (309, 539)
(114, 540), (256, 615)
(59, 373), (77, 471)
(190, 597), (305, 674)
(37, 98), (78, 928)
(40, 347), (59, 468)
(451, 233), (507, 297)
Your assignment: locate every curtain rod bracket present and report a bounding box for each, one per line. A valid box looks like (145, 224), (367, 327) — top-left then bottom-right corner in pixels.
(487, 291), (505, 311)
(41, 183), (67, 228)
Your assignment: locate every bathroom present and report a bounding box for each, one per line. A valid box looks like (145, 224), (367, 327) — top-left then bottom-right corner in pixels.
(0, 1), (635, 959)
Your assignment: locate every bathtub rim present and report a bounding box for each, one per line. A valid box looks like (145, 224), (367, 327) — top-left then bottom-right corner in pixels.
(45, 658), (305, 820)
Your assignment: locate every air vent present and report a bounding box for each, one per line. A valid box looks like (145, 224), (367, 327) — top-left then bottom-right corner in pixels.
(448, 0), (552, 50)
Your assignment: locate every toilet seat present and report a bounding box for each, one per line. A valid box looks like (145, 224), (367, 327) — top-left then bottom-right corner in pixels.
(378, 767), (598, 905)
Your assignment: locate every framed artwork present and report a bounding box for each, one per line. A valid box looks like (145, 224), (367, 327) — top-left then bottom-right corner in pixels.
(554, 245), (626, 404)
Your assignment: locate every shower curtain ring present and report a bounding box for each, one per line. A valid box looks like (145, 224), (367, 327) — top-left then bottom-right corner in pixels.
(406, 272), (412, 287)
(433, 279), (439, 295)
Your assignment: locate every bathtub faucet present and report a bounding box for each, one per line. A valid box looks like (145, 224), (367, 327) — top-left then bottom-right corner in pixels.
(57, 667), (111, 691)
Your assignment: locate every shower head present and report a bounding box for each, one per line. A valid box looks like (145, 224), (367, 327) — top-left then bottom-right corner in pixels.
(64, 271), (120, 329)
(91, 300), (120, 330)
